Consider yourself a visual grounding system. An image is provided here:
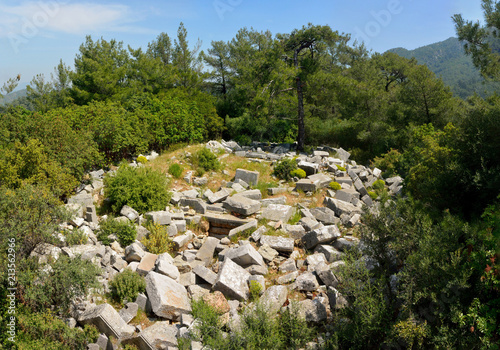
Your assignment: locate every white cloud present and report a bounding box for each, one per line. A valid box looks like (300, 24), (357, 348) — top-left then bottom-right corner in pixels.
(0, 1), (144, 37)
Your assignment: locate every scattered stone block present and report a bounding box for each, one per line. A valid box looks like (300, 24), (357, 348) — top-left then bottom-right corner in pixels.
(137, 252), (158, 276)
(310, 207), (338, 225)
(145, 211), (171, 225)
(125, 243), (145, 263)
(180, 198), (207, 214)
(301, 225), (341, 250)
(120, 205), (139, 222)
(315, 262), (339, 287)
(223, 195), (261, 216)
(295, 179), (318, 193)
(118, 302), (138, 324)
(234, 168), (259, 186)
(295, 272), (320, 292)
(228, 219), (258, 238)
(195, 237), (219, 266)
(260, 235), (295, 254)
(238, 189), (262, 201)
(262, 204), (294, 223)
(193, 265), (218, 286)
(298, 298), (327, 323)
(145, 271), (191, 320)
(260, 285), (288, 314)
(277, 271), (299, 285)
(78, 303), (135, 339)
(314, 245), (344, 262)
(213, 258), (251, 301)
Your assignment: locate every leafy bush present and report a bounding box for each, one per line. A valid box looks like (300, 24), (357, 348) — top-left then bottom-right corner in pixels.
(372, 179), (386, 191)
(141, 222), (173, 255)
(368, 191), (378, 200)
(336, 164), (347, 172)
(104, 164), (171, 214)
(191, 148), (220, 175)
(273, 158), (297, 181)
(168, 163), (183, 178)
(249, 280), (263, 301)
(97, 217), (137, 247)
(290, 168), (306, 179)
(109, 269), (146, 304)
(64, 227), (88, 246)
(371, 148), (402, 178)
(330, 181), (342, 190)
(136, 155), (148, 164)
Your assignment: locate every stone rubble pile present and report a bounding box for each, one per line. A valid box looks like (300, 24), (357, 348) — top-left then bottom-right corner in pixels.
(36, 141), (403, 350)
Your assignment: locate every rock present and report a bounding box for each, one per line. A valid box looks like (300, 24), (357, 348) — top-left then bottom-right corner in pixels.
(310, 207), (338, 225)
(297, 160), (319, 176)
(112, 255), (128, 271)
(260, 235), (295, 254)
(334, 189), (358, 204)
(283, 224), (306, 239)
(125, 243), (145, 263)
(193, 265), (218, 286)
(195, 237), (220, 266)
(324, 197), (363, 217)
(135, 293), (152, 314)
(179, 198), (207, 214)
(251, 226), (268, 242)
(120, 205), (139, 222)
(298, 298), (327, 323)
(260, 285), (288, 314)
(183, 171), (193, 184)
(314, 245), (343, 262)
(307, 173), (333, 188)
(261, 196), (287, 206)
(315, 262), (339, 287)
(137, 253), (158, 276)
(187, 284), (212, 300)
(228, 219), (258, 239)
(119, 302), (138, 324)
(30, 243), (62, 264)
(194, 177), (208, 186)
(67, 192), (93, 210)
(86, 205), (98, 224)
(156, 260), (180, 281)
(234, 169), (259, 187)
(279, 258), (297, 273)
(261, 204), (294, 223)
(301, 225), (341, 250)
(257, 244), (279, 262)
(223, 195), (261, 216)
(202, 291), (230, 314)
(179, 271), (196, 286)
(268, 187), (288, 196)
(213, 258), (251, 301)
(347, 213), (362, 227)
(295, 179), (318, 193)
(145, 211), (171, 225)
(125, 321), (178, 349)
(299, 217), (321, 232)
(78, 303), (135, 339)
(246, 264), (268, 276)
(145, 271), (191, 320)
(306, 253), (327, 269)
(333, 236), (360, 252)
(208, 188), (231, 204)
(173, 230), (194, 250)
(313, 150), (329, 157)
(327, 286), (348, 310)
(238, 189), (262, 201)
(295, 272), (320, 292)
(277, 271), (299, 284)
(225, 244), (265, 267)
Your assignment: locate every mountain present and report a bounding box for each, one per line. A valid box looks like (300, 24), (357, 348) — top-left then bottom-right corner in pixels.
(0, 88), (27, 106)
(388, 37), (500, 99)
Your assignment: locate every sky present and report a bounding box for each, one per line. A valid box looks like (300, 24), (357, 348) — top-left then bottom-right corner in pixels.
(0, 0), (485, 90)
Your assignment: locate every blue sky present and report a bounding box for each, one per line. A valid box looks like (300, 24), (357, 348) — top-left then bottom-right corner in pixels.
(0, 0), (485, 90)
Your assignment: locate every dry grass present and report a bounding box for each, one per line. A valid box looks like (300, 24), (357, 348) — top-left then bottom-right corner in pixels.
(130, 308), (155, 328)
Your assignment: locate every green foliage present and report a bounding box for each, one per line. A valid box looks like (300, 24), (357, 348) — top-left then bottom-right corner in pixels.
(372, 179), (385, 191)
(272, 158), (297, 181)
(18, 255), (101, 316)
(97, 216), (137, 247)
(371, 149), (403, 178)
(191, 148), (220, 175)
(104, 164), (171, 214)
(136, 155), (148, 164)
(335, 164), (347, 172)
(141, 222), (173, 255)
(290, 168), (306, 179)
(168, 163), (183, 178)
(64, 227), (88, 246)
(368, 191), (378, 200)
(109, 269), (146, 304)
(249, 280), (262, 302)
(16, 307), (99, 350)
(329, 181), (342, 190)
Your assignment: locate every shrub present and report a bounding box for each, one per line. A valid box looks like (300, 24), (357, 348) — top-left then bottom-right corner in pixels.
(336, 164), (347, 172)
(371, 148), (402, 178)
(64, 227), (88, 246)
(372, 179), (386, 191)
(136, 155), (148, 164)
(141, 222), (173, 255)
(191, 148), (220, 175)
(330, 181), (342, 190)
(104, 164), (171, 214)
(249, 280), (262, 301)
(368, 191), (378, 200)
(109, 269), (146, 304)
(290, 168), (306, 179)
(97, 217), (137, 247)
(168, 163), (183, 179)
(273, 158), (297, 181)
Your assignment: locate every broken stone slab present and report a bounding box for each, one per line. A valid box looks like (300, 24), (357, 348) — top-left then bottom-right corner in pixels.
(118, 302), (138, 324)
(260, 196), (287, 206)
(187, 284), (212, 300)
(120, 205), (139, 222)
(279, 258), (297, 273)
(313, 150), (329, 157)
(123, 321), (178, 350)
(145, 271), (191, 320)
(203, 291), (231, 314)
(347, 213), (362, 227)
(333, 236), (360, 252)
(234, 168), (259, 186)
(234, 178), (249, 189)
(125, 243), (145, 263)
(30, 243), (62, 264)
(298, 298), (328, 323)
(173, 230), (194, 250)
(335, 176), (353, 187)
(260, 285), (288, 314)
(294, 272), (320, 292)
(301, 225), (341, 250)
(170, 192), (182, 205)
(136, 252), (158, 276)
(299, 216), (321, 232)
(305, 253), (327, 270)
(145, 211), (171, 225)
(260, 235), (295, 254)
(307, 173), (333, 188)
(268, 187), (288, 196)
(354, 178), (368, 197)
(156, 259), (180, 281)
(213, 258), (251, 301)
(179, 271), (196, 287)
(78, 303), (135, 339)
(179, 198), (207, 214)
(135, 293), (152, 314)
(314, 245), (344, 262)
(67, 192), (93, 210)
(246, 264), (268, 276)
(208, 188), (231, 204)
(224, 244), (265, 268)
(238, 189), (262, 201)
(181, 189), (198, 199)
(228, 219), (258, 239)
(315, 262), (339, 288)
(195, 236), (219, 266)
(295, 179), (318, 193)
(251, 226), (268, 242)
(334, 189), (359, 204)
(192, 265), (218, 286)
(261, 204), (294, 223)
(223, 195), (261, 216)
(297, 160), (319, 176)
(283, 224), (306, 239)
(324, 197), (363, 217)
(277, 271), (299, 285)
(310, 207), (338, 225)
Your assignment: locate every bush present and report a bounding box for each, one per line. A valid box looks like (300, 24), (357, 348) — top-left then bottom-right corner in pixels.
(104, 164), (171, 214)
(336, 164), (347, 172)
(368, 191), (378, 200)
(64, 227), (88, 246)
(191, 148), (220, 175)
(97, 217), (137, 247)
(168, 163), (183, 179)
(249, 280), (263, 301)
(141, 222), (173, 255)
(109, 269), (146, 304)
(330, 181), (342, 190)
(136, 155), (148, 164)
(290, 168), (306, 179)
(372, 179), (386, 191)
(273, 158), (297, 181)
(371, 148), (402, 178)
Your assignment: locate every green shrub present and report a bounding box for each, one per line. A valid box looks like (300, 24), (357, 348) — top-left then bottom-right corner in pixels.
(109, 269), (146, 304)
(372, 179), (386, 191)
(97, 217), (137, 247)
(136, 155), (148, 164)
(249, 280), (263, 301)
(191, 148), (220, 175)
(64, 227), (88, 246)
(368, 191), (378, 200)
(330, 181), (342, 190)
(336, 164), (347, 172)
(290, 168), (306, 179)
(141, 222), (173, 255)
(371, 149), (402, 178)
(168, 163), (183, 179)
(273, 158), (297, 181)
(104, 164), (171, 214)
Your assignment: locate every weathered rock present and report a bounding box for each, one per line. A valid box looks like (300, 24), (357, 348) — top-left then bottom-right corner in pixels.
(182, 188), (198, 199)
(277, 271), (299, 284)
(298, 298), (327, 323)
(120, 205), (139, 222)
(283, 224), (306, 239)
(261, 204), (294, 223)
(78, 303), (135, 339)
(156, 260), (180, 281)
(307, 173), (333, 188)
(223, 195), (261, 216)
(246, 264), (268, 276)
(173, 230), (194, 250)
(30, 243), (62, 264)
(324, 197), (363, 217)
(260, 285), (288, 314)
(268, 187), (288, 196)
(251, 226), (268, 242)
(257, 244), (279, 262)
(314, 245), (343, 262)
(299, 216), (321, 232)
(315, 262), (339, 287)
(208, 188), (231, 204)
(193, 265), (218, 286)
(145, 271), (191, 320)
(301, 225), (341, 250)
(327, 286), (348, 310)
(145, 211), (171, 225)
(225, 244), (265, 267)
(334, 176), (353, 187)
(228, 219), (258, 238)
(279, 258), (297, 273)
(179, 198), (207, 214)
(310, 207), (338, 225)
(118, 302), (138, 324)
(195, 236), (219, 265)
(137, 253), (158, 276)
(306, 253), (327, 269)
(203, 291), (230, 314)
(125, 243), (145, 263)
(297, 160), (319, 176)
(261, 196), (287, 206)
(295, 179), (318, 193)
(124, 321), (178, 349)
(213, 258), (251, 301)
(238, 189), (262, 201)
(187, 284), (212, 300)
(295, 272), (320, 292)
(347, 213), (362, 227)
(234, 168), (259, 186)
(260, 235), (295, 254)
(333, 236), (360, 252)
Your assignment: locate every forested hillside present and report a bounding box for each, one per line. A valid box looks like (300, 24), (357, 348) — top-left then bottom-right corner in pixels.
(389, 37), (500, 98)
(0, 3), (499, 349)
